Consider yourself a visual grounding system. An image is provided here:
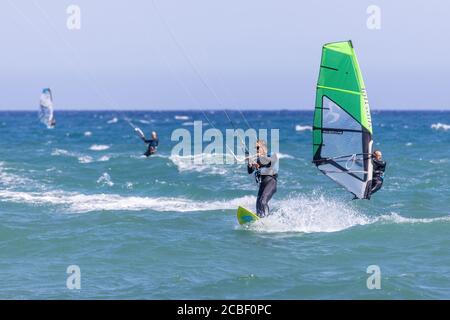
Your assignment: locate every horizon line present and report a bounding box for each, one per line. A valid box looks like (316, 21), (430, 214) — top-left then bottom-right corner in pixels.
(1, 108), (449, 112)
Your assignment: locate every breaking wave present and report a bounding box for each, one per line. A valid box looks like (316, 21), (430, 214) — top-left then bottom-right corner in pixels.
(241, 194), (450, 234)
(89, 144), (110, 151)
(107, 117), (118, 124)
(431, 123), (450, 131)
(51, 148), (109, 164)
(0, 189), (255, 214)
(175, 115), (190, 120)
(97, 173), (114, 187)
(295, 125), (312, 132)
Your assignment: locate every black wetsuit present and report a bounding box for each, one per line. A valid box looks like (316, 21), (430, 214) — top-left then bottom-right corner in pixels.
(143, 138), (159, 157)
(370, 158), (386, 196)
(247, 157), (277, 218)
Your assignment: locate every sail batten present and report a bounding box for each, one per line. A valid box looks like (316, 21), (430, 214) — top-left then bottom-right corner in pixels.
(313, 41), (373, 199)
(316, 85), (361, 95)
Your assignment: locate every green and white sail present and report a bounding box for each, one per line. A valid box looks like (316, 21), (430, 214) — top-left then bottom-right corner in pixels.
(313, 41), (373, 199)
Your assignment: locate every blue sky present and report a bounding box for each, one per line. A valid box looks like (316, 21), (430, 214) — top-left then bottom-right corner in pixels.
(1, 0), (449, 110)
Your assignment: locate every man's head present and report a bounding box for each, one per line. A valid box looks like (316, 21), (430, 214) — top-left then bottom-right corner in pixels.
(151, 131), (157, 139)
(256, 140), (267, 156)
(373, 150), (382, 160)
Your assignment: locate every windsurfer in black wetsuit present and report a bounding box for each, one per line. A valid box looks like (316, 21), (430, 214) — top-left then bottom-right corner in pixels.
(49, 116), (56, 128)
(246, 140), (279, 217)
(143, 131), (159, 157)
(369, 150), (386, 198)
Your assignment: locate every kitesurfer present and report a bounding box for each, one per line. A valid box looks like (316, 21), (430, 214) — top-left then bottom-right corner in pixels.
(369, 150), (386, 197)
(143, 131), (159, 157)
(246, 140), (278, 217)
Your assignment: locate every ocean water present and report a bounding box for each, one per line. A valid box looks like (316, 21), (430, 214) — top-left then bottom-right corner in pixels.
(0, 110), (449, 299)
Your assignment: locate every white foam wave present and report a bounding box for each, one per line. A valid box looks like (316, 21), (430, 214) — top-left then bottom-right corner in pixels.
(295, 125), (312, 132)
(51, 148), (75, 157)
(244, 195), (450, 233)
(175, 115), (189, 120)
(130, 154), (148, 159)
(0, 163), (34, 188)
(89, 144), (110, 151)
(52, 149), (92, 163)
(147, 153), (169, 160)
(98, 155), (111, 162)
(246, 195), (371, 233)
(52, 148), (104, 164)
(430, 159), (449, 164)
(376, 212), (450, 224)
(138, 119), (151, 124)
(278, 153), (294, 159)
(84, 131), (92, 137)
(125, 182), (133, 190)
(182, 121), (208, 126)
(431, 123), (450, 131)
(1, 184), (448, 231)
(78, 156), (94, 164)
(0, 189), (255, 213)
(107, 117), (118, 124)
(97, 173), (114, 187)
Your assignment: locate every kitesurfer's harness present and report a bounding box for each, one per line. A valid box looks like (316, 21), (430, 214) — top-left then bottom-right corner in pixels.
(249, 154), (278, 184)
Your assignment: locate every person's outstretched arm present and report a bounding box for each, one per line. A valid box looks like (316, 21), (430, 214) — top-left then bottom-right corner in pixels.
(247, 163), (255, 174)
(246, 153), (256, 174)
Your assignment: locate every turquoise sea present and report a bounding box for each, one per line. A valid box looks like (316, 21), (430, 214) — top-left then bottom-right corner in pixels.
(0, 110), (449, 299)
